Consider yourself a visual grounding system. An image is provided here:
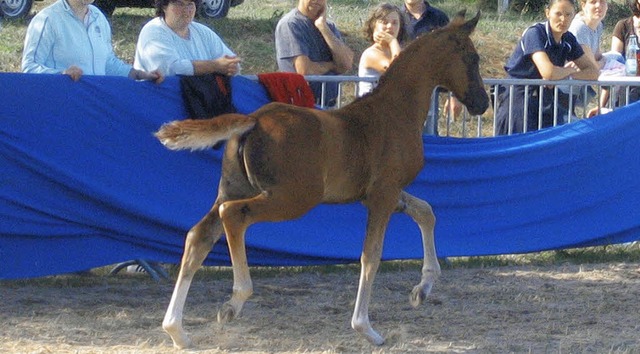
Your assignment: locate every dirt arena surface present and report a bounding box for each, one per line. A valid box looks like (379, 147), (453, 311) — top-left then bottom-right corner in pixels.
(1, 261), (640, 353)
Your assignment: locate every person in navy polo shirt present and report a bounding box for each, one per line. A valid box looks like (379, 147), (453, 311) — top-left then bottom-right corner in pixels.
(402, 0), (460, 134)
(402, 0), (449, 39)
(495, 0), (599, 135)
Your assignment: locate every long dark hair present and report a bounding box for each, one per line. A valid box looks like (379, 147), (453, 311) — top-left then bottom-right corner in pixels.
(627, 0), (640, 17)
(363, 3), (408, 44)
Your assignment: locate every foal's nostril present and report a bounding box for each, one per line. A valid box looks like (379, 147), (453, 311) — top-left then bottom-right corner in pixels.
(465, 90), (490, 115)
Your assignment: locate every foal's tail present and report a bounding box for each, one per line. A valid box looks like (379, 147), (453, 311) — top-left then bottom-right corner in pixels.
(155, 114), (256, 151)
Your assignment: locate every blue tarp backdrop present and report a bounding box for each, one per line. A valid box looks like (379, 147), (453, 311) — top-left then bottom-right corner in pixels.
(1, 72), (640, 279)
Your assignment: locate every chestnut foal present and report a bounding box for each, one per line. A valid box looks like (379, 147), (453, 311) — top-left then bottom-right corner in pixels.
(155, 10), (488, 348)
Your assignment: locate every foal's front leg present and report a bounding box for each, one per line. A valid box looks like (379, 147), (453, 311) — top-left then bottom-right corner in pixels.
(163, 207), (223, 349)
(398, 191), (440, 307)
(351, 199), (396, 346)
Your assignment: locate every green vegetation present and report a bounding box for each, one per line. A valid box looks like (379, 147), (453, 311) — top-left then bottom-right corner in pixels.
(1, 0), (633, 75)
(1, 0), (631, 77)
(0, 0), (596, 75)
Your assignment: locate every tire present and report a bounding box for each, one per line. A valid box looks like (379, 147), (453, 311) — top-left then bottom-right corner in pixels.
(199, 0), (230, 19)
(93, 0), (116, 16)
(0, 0), (33, 19)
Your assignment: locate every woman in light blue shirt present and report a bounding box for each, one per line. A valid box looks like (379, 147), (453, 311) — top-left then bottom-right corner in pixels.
(134, 0), (241, 76)
(22, 0), (162, 82)
(569, 0), (611, 116)
(569, 0), (607, 68)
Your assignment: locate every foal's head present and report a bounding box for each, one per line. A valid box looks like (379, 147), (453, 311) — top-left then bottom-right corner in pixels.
(434, 11), (489, 115)
(385, 10), (489, 116)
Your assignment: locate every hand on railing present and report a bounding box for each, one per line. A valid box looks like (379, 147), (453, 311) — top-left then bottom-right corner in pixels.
(444, 96), (463, 121)
(587, 107), (612, 118)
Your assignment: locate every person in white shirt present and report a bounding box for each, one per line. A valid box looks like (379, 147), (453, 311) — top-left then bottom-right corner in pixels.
(569, 0), (608, 69)
(134, 0), (241, 76)
(22, 0), (162, 82)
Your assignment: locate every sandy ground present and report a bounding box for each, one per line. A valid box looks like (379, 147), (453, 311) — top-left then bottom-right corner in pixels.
(1, 261), (640, 353)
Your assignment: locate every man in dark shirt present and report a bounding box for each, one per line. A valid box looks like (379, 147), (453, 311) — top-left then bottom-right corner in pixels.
(402, 0), (449, 39)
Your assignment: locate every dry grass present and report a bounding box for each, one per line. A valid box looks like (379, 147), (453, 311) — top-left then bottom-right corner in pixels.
(2, 259), (640, 353)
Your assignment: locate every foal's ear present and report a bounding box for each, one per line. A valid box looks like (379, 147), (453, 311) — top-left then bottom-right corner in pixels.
(453, 9), (467, 21)
(460, 11), (481, 34)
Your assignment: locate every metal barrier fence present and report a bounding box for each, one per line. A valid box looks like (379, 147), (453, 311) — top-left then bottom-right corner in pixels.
(268, 75), (640, 138)
(483, 78), (640, 137)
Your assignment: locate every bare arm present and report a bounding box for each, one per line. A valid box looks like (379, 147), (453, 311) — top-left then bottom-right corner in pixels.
(531, 51), (576, 80)
(531, 51), (598, 81)
(586, 35), (625, 116)
(360, 48), (392, 74)
(570, 55), (599, 80)
(589, 36), (626, 115)
(313, 7), (354, 74)
(359, 38), (401, 74)
(293, 55), (336, 75)
(192, 55), (241, 76)
(580, 44), (604, 70)
(611, 36), (624, 54)
(128, 68), (164, 83)
(586, 87), (611, 117)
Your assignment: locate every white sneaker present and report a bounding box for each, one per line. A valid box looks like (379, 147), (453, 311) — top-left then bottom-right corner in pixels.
(126, 264), (147, 274)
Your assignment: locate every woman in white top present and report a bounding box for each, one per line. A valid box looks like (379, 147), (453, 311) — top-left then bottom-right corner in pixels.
(357, 3), (407, 97)
(134, 0), (241, 76)
(568, 0), (608, 116)
(569, 0), (607, 69)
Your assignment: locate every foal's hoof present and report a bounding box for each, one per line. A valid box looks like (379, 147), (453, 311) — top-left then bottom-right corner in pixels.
(361, 328), (385, 346)
(368, 333), (385, 346)
(163, 320), (193, 349)
(352, 320), (385, 346)
(410, 283), (431, 308)
(171, 336), (193, 350)
(217, 303), (237, 324)
(164, 328), (193, 349)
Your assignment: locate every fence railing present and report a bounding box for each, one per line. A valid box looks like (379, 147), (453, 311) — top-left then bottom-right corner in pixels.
(268, 75), (640, 138)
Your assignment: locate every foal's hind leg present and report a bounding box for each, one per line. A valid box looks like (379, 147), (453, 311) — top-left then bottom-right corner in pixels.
(163, 206), (224, 349)
(398, 191), (440, 307)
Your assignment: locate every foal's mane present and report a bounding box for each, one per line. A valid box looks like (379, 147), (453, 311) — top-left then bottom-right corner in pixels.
(375, 10), (479, 90)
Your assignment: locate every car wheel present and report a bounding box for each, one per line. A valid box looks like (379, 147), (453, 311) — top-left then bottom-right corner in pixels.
(0, 0), (33, 19)
(93, 0), (116, 16)
(199, 0), (230, 19)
